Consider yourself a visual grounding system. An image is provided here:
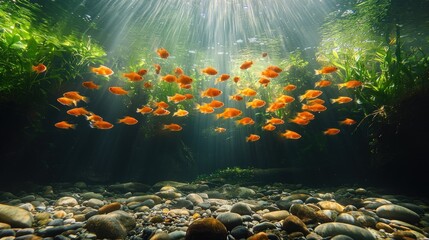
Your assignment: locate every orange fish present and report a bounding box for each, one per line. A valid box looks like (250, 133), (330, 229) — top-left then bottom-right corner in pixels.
(283, 84), (297, 91)
(230, 95), (244, 101)
(262, 52), (268, 57)
(67, 107), (90, 117)
(307, 98), (325, 105)
(136, 105), (153, 114)
(201, 87), (222, 98)
(337, 80), (363, 89)
(137, 69), (148, 76)
(276, 95), (295, 104)
(240, 60), (253, 70)
(298, 90), (323, 102)
(109, 87), (128, 95)
(163, 123), (182, 131)
(118, 116), (138, 125)
(246, 134), (260, 142)
(123, 72), (143, 82)
(258, 77), (270, 87)
(91, 65), (114, 76)
(324, 128), (341, 135)
(339, 118), (357, 125)
(267, 65), (282, 73)
(82, 81), (100, 90)
(154, 64), (161, 74)
(296, 111), (315, 120)
(262, 123), (276, 131)
(330, 96), (353, 104)
(162, 74), (178, 83)
(154, 101), (169, 109)
(266, 101), (286, 112)
(173, 109), (189, 117)
(246, 99), (266, 109)
(233, 76), (240, 83)
(156, 48), (170, 59)
(86, 112), (103, 122)
(216, 74), (230, 83)
(266, 117), (284, 125)
(177, 74), (193, 85)
(143, 81), (153, 89)
(202, 66), (218, 75)
(208, 99), (224, 108)
(289, 117), (310, 126)
(195, 103), (215, 114)
(54, 121), (75, 129)
(32, 63), (47, 73)
(236, 117), (255, 125)
(167, 93), (187, 104)
(90, 120), (114, 130)
(214, 127), (226, 133)
(179, 83), (192, 89)
(281, 130), (302, 139)
(315, 80), (332, 88)
(239, 88), (257, 97)
(185, 94), (194, 99)
(261, 69), (279, 78)
(216, 108), (242, 119)
(63, 91), (89, 103)
(301, 103), (327, 112)
(57, 97), (77, 107)
(315, 66), (338, 75)
(153, 107), (170, 116)
(174, 67), (184, 75)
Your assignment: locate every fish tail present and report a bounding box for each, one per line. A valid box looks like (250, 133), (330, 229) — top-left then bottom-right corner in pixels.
(245, 102), (252, 108)
(337, 83), (344, 90)
(82, 97), (90, 103)
(216, 113), (222, 119)
(194, 104), (201, 110)
(302, 104), (308, 110)
(330, 98), (337, 104)
(70, 124), (77, 129)
(298, 95), (305, 102)
(314, 69), (321, 75)
(162, 125), (168, 130)
(245, 137), (250, 142)
(167, 96), (172, 102)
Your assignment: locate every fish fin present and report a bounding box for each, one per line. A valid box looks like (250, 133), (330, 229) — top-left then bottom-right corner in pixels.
(314, 69), (321, 75)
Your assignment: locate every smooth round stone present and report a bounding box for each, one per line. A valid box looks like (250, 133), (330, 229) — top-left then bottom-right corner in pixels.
(48, 219), (64, 226)
(331, 234), (354, 240)
(0, 229), (15, 238)
(317, 201), (345, 213)
(85, 215), (127, 239)
(172, 199), (194, 210)
(0, 204), (33, 228)
(150, 232), (170, 240)
(262, 210), (290, 221)
(216, 212), (243, 231)
(0, 223), (11, 229)
(84, 198), (104, 208)
(357, 215), (377, 228)
(314, 222), (376, 240)
(252, 222), (276, 232)
(335, 213), (356, 225)
(126, 195), (163, 204)
(230, 225), (252, 239)
(55, 197), (78, 207)
(230, 202), (253, 216)
(376, 204), (420, 223)
(185, 217), (227, 240)
(98, 202), (121, 214)
(289, 204), (317, 223)
(282, 215), (310, 235)
(20, 195), (36, 202)
(15, 228), (34, 237)
(375, 222), (394, 233)
(186, 194), (204, 205)
(169, 230), (186, 240)
(81, 192), (104, 200)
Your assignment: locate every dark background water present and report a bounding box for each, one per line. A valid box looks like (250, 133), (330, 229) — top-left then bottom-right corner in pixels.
(1, 0), (428, 198)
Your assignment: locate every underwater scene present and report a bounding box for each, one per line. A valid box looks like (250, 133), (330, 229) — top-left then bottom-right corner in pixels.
(1, 0), (429, 239)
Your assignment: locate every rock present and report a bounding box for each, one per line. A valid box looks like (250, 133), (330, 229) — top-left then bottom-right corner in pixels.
(216, 212), (243, 231)
(172, 199), (194, 209)
(376, 204), (420, 224)
(262, 210), (290, 221)
(230, 225), (252, 239)
(0, 223), (11, 229)
(81, 192), (104, 200)
(248, 232), (269, 240)
(252, 222), (276, 233)
(0, 204), (33, 228)
(230, 202), (253, 216)
(185, 217), (227, 240)
(335, 213), (356, 225)
(282, 215), (310, 235)
(107, 210), (136, 231)
(289, 204), (317, 223)
(186, 194), (204, 205)
(98, 202), (121, 214)
(331, 235), (354, 240)
(126, 195), (163, 204)
(317, 201), (345, 213)
(109, 182), (151, 193)
(168, 230), (186, 240)
(314, 222), (375, 240)
(85, 215), (127, 239)
(83, 198), (104, 208)
(375, 222), (394, 233)
(0, 229), (15, 238)
(55, 197), (78, 207)
(150, 232), (170, 240)
(392, 230), (417, 240)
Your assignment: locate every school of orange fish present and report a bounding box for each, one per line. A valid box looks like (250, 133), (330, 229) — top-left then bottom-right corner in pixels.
(34, 47), (363, 142)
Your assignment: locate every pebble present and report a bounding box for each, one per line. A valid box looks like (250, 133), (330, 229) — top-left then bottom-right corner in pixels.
(0, 181), (427, 240)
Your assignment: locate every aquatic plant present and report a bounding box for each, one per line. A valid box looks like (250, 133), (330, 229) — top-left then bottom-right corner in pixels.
(196, 167), (255, 185)
(317, 0), (429, 167)
(0, 0), (106, 105)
